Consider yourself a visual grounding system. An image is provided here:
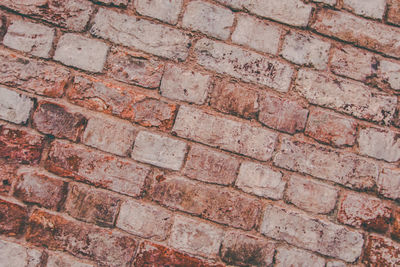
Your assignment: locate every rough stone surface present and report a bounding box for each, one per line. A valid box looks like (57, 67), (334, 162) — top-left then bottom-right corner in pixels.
(0, 199), (28, 236)
(46, 252), (96, 267)
(343, 0), (386, 19)
(388, 0), (400, 26)
(363, 235), (400, 266)
(358, 127), (400, 162)
(135, 0), (183, 25)
(0, 239), (42, 267)
(0, 86), (34, 124)
(275, 246), (325, 267)
(378, 167), (400, 200)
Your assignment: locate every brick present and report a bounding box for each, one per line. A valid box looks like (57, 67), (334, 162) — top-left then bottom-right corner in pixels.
(14, 167), (67, 210)
(0, 160), (18, 194)
(295, 69), (397, 124)
(337, 192), (392, 232)
(312, 9), (400, 58)
(0, 86), (34, 124)
(343, 0), (386, 20)
(82, 116), (137, 156)
(151, 176), (262, 230)
(32, 101), (87, 142)
(45, 140), (150, 197)
(305, 108), (357, 147)
(0, 50), (70, 97)
(285, 175), (338, 214)
(210, 81), (258, 119)
(91, 8), (191, 60)
(54, 34), (108, 73)
(232, 14), (282, 55)
(281, 31), (331, 70)
(387, 0), (400, 26)
(258, 93), (308, 134)
(0, 0), (93, 31)
(274, 138), (379, 190)
(135, 0), (183, 25)
(363, 235), (400, 266)
(0, 199), (28, 236)
(160, 64), (212, 105)
(195, 38), (293, 92)
(393, 209), (400, 240)
(220, 231), (276, 266)
(0, 124), (45, 165)
(215, 0), (244, 9)
(132, 131), (187, 171)
(0, 239), (42, 267)
(26, 209), (137, 266)
(182, 1), (234, 40)
(3, 20), (54, 58)
(313, 0), (336, 5)
(169, 214), (224, 257)
(107, 49), (164, 89)
(358, 127), (400, 162)
(260, 205), (364, 262)
(326, 261), (347, 267)
(65, 183), (121, 227)
(68, 76), (177, 130)
(380, 60), (400, 91)
(275, 246), (325, 267)
(173, 105), (278, 161)
(47, 252), (95, 267)
(236, 161), (285, 200)
(183, 145), (240, 185)
(116, 199), (172, 241)
(378, 167), (400, 200)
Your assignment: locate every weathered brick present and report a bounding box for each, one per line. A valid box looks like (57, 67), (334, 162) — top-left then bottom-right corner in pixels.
(0, 0), (93, 31)
(281, 31), (331, 70)
(91, 8), (191, 60)
(363, 235), (400, 266)
(3, 20), (54, 58)
(232, 14), (282, 55)
(393, 209), (400, 240)
(47, 252), (95, 267)
(378, 167), (400, 201)
(221, 231), (276, 266)
(182, 1), (234, 40)
(32, 101), (87, 142)
(116, 199), (172, 241)
(285, 175), (338, 214)
(387, 0), (400, 26)
(195, 38), (294, 92)
(260, 205), (364, 262)
(0, 50), (70, 97)
(183, 145), (240, 185)
(273, 138), (379, 190)
(343, 0), (386, 20)
(0, 160), (18, 194)
(26, 209), (137, 266)
(169, 214), (224, 257)
(54, 34), (108, 73)
(45, 140), (150, 197)
(0, 124), (45, 165)
(358, 127), (400, 162)
(0, 239), (42, 267)
(312, 9), (400, 58)
(106, 49), (164, 89)
(258, 93), (308, 134)
(305, 108), (357, 147)
(313, 0), (336, 5)
(173, 105), (278, 161)
(0, 198), (28, 236)
(211, 81), (258, 119)
(160, 64), (212, 105)
(82, 116), (137, 156)
(326, 261), (347, 267)
(380, 60), (400, 91)
(236, 161), (285, 200)
(275, 246), (325, 267)
(132, 131), (187, 171)
(295, 69), (397, 124)
(68, 76), (177, 130)
(337, 192), (392, 232)
(14, 167), (67, 210)
(135, 0), (183, 25)
(0, 86), (34, 124)
(151, 176), (262, 230)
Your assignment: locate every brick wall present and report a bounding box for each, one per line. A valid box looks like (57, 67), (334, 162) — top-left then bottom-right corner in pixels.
(0, 0), (399, 266)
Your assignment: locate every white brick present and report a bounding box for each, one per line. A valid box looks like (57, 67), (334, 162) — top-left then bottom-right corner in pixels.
(380, 60), (400, 91)
(131, 131), (187, 170)
(232, 15), (282, 55)
(0, 87), (34, 124)
(182, 1), (234, 40)
(47, 252), (95, 267)
(326, 261), (347, 267)
(343, 0), (386, 19)
(378, 167), (400, 200)
(135, 0), (183, 25)
(358, 127), (400, 162)
(275, 246), (325, 267)
(54, 34), (108, 73)
(0, 239), (42, 267)
(313, 0), (336, 5)
(236, 161), (285, 200)
(3, 20), (54, 58)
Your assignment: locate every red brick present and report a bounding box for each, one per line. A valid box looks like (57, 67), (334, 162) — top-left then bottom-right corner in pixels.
(393, 209), (400, 240)
(0, 198), (28, 236)
(14, 167), (67, 210)
(33, 101), (87, 142)
(0, 160), (18, 195)
(275, 246), (325, 267)
(387, 0), (400, 26)
(363, 234), (400, 266)
(26, 209), (137, 266)
(337, 192), (392, 232)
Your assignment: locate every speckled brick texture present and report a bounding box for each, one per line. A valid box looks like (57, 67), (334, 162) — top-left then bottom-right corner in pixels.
(0, 0), (399, 266)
